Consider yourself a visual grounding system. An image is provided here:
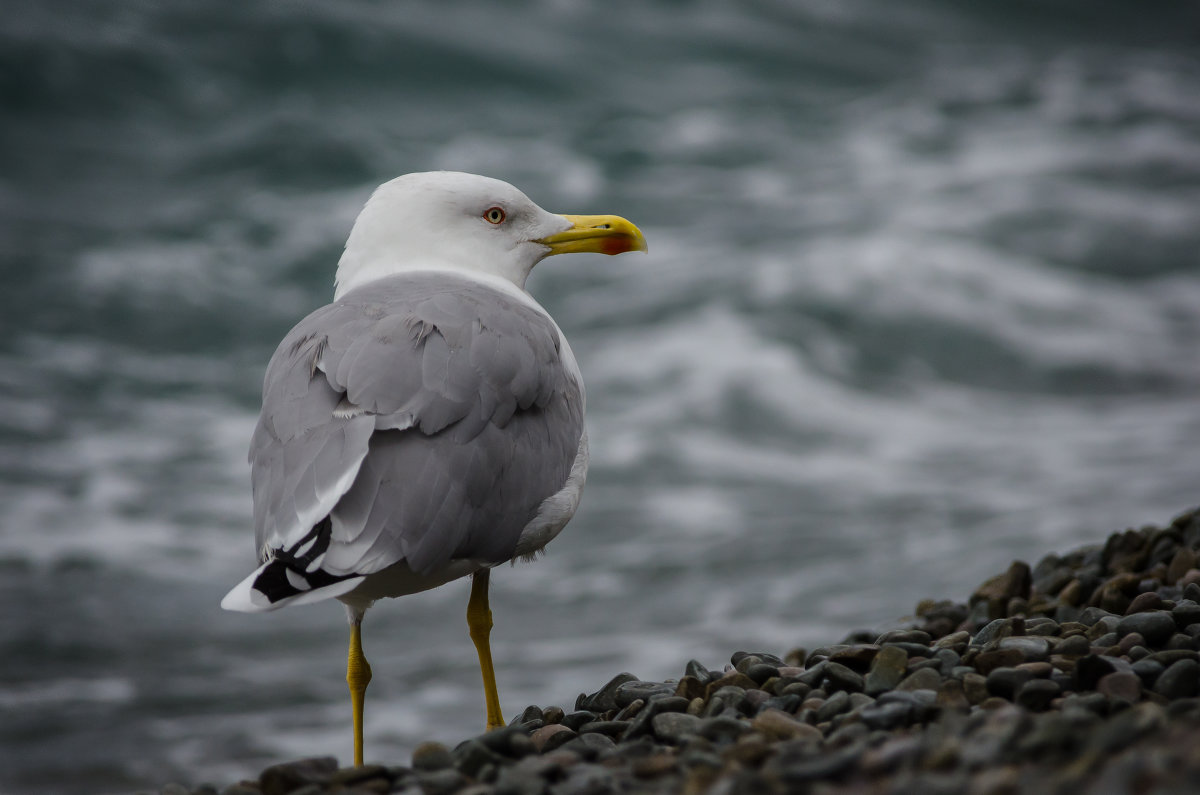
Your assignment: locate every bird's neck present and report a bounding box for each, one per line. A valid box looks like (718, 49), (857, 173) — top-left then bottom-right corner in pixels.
(334, 254), (531, 301)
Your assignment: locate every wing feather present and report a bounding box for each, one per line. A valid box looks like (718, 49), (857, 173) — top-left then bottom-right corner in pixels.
(241, 271), (585, 609)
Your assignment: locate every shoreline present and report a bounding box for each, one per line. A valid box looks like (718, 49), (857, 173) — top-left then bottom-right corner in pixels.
(170, 507), (1200, 795)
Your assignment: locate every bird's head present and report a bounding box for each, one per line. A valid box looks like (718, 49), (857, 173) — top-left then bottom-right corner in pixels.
(334, 171), (647, 298)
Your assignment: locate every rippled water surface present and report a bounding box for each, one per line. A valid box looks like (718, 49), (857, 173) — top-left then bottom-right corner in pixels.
(2, 1), (1199, 791)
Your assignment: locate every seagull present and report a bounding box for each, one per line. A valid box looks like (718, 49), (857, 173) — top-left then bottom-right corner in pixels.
(221, 171), (646, 766)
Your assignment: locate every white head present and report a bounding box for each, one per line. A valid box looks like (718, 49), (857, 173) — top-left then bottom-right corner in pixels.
(334, 171), (646, 299)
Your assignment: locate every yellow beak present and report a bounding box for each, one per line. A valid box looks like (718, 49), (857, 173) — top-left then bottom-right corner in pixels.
(536, 214), (648, 257)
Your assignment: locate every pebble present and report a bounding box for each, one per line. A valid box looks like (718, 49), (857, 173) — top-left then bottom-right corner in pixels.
(864, 645), (907, 695)
(651, 712), (702, 743)
(822, 661), (864, 693)
(199, 508), (1200, 795)
(1117, 611), (1177, 646)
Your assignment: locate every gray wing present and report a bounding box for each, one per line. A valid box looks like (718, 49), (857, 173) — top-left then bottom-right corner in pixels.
(246, 272), (584, 604)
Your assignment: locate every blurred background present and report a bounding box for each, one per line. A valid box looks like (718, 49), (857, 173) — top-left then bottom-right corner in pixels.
(2, 0), (1199, 791)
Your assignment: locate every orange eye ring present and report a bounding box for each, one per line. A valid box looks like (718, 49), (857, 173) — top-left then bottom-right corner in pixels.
(484, 206), (506, 225)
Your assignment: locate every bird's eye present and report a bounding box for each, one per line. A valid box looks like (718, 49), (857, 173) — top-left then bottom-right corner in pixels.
(483, 206), (506, 225)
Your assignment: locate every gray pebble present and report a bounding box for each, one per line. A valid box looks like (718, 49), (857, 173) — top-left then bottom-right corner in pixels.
(614, 680), (674, 708)
(971, 618), (1017, 647)
(685, 659), (715, 683)
(1154, 659), (1200, 699)
(816, 690), (851, 723)
(986, 667), (1032, 700)
(865, 645), (908, 696)
(1131, 658), (1165, 686)
(860, 701), (910, 730)
(576, 672), (637, 712)
(697, 715), (750, 743)
(1015, 679), (1060, 711)
(652, 712), (702, 743)
(411, 744), (454, 772)
(822, 661), (864, 693)
(997, 636), (1050, 662)
(578, 720), (630, 738)
(561, 711), (599, 731)
(1117, 611), (1178, 646)
(895, 667), (941, 692)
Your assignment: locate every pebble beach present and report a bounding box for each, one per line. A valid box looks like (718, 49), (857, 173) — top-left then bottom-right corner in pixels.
(158, 507), (1200, 795)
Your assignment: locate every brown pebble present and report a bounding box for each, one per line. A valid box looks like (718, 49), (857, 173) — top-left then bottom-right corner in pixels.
(1118, 633), (1146, 655)
(974, 649), (1025, 674)
(937, 678), (970, 711)
(674, 676), (706, 701)
(704, 671), (758, 699)
(1097, 671), (1142, 703)
(1181, 569), (1200, 588)
(963, 673), (990, 705)
(1015, 661), (1053, 678)
(531, 724), (575, 752)
(751, 708), (823, 741)
(1125, 591), (1165, 615)
(1058, 579), (1085, 607)
(1167, 548), (1197, 585)
(631, 753), (679, 778)
(721, 733), (772, 766)
(979, 696), (1011, 710)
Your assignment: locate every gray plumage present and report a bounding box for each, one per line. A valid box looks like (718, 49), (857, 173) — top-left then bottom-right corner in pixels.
(247, 270), (584, 601)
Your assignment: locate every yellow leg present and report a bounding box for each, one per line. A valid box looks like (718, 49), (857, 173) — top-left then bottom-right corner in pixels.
(467, 569), (505, 730)
(346, 620), (372, 766)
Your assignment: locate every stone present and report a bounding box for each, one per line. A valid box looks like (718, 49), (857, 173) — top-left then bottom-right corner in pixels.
(411, 744), (454, 771)
(996, 636), (1050, 662)
(697, 715), (751, 743)
(865, 645), (908, 696)
(963, 673), (990, 705)
(674, 676), (706, 701)
(822, 661), (865, 693)
(259, 757), (338, 795)
(704, 671), (759, 699)
(829, 644), (880, 670)
(937, 678), (970, 711)
(576, 672), (638, 712)
(974, 649), (1025, 674)
(934, 631), (971, 650)
(860, 701), (910, 731)
(453, 739), (506, 778)
(1124, 591), (1165, 614)
(1015, 679), (1060, 711)
(1154, 659), (1200, 699)
(1077, 655), (1134, 691)
(971, 561), (1032, 610)
(577, 720), (629, 738)
(1130, 658), (1165, 687)
(1097, 671), (1142, 703)
(614, 680), (674, 708)
(751, 708), (822, 741)
(1116, 611), (1177, 646)
(986, 667), (1031, 701)
(744, 663), (779, 684)
(561, 711), (598, 731)
(1168, 547), (1197, 584)
(894, 667), (942, 692)
(816, 690), (851, 723)
(531, 724), (576, 753)
(685, 659), (714, 682)
(651, 712), (702, 743)
(1056, 634), (1092, 657)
